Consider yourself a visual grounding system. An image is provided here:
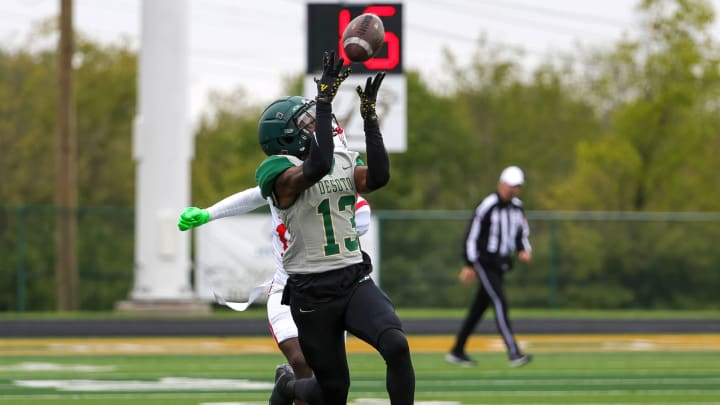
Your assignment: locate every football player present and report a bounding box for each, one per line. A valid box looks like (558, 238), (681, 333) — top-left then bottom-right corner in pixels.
(255, 51), (414, 405)
(178, 116), (372, 405)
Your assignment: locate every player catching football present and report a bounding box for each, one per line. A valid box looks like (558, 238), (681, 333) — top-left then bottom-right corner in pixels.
(177, 129), (372, 405)
(256, 50), (414, 405)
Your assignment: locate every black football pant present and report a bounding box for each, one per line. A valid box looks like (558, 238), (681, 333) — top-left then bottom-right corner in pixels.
(451, 262), (522, 359)
(290, 277), (415, 405)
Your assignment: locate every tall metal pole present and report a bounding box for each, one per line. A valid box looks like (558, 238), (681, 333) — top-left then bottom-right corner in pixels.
(55, 0), (78, 311)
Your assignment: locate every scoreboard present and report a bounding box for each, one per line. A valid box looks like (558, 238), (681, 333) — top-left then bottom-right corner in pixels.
(305, 3), (406, 152)
(307, 4), (403, 74)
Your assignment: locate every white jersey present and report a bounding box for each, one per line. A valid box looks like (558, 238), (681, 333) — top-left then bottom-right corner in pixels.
(206, 186), (371, 295)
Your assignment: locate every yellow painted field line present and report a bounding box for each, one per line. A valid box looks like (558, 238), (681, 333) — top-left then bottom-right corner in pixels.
(407, 334), (720, 354)
(1, 334), (719, 356)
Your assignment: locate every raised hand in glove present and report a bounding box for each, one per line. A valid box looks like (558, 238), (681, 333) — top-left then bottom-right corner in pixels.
(356, 72), (386, 121)
(177, 207), (210, 231)
(314, 50), (351, 103)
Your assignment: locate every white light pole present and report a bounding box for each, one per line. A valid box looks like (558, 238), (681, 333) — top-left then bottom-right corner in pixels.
(117, 0), (207, 313)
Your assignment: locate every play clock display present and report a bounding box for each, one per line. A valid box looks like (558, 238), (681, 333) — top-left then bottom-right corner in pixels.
(307, 3), (403, 74)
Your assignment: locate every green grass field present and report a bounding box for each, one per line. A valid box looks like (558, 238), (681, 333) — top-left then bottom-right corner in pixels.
(1, 335), (719, 404)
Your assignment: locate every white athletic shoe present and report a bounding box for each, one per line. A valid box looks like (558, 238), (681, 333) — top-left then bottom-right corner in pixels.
(445, 352), (477, 367)
(509, 353), (532, 368)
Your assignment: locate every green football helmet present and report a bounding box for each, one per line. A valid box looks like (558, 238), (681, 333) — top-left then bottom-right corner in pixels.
(258, 96), (316, 158)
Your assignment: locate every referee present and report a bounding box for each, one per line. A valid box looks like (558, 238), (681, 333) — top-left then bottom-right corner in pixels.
(446, 166), (533, 368)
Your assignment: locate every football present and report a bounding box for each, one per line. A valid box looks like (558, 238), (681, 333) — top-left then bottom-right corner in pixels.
(342, 13), (385, 63)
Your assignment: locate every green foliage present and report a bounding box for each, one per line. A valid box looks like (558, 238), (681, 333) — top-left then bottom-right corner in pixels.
(76, 207), (134, 309)
(74, 39), (137, 205)
(379, 213), (720, 310)
(2, 0), (720, 311)
(0, 207), (55, 311)
(372, 71), (478, 209)
(0, 33), (138, 310)
(544, 139), (643, 210)
(0, 35), (137, 206)
(547, 0), (720, 211)
(431, 39), (600, 210)
(379, 216), (470, 306)
(191, 89), (266, 207)
(0, 48), (56, 204)
(1, 207), (135, 311)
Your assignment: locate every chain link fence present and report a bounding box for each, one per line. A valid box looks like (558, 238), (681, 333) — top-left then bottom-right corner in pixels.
(2, 206), (719, 311)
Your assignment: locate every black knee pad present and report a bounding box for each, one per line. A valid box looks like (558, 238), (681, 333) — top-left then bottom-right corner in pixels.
(377, 328), (411, 364)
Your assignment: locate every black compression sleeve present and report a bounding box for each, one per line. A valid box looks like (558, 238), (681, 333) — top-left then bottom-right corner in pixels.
(302, 101), (333, 183)
(364, 119), (390, 190)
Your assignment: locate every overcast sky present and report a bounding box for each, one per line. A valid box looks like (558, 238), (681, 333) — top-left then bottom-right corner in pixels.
(2, 0), (720, 119)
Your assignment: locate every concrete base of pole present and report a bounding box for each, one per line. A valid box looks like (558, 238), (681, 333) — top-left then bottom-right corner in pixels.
(114, 299), (212, 316)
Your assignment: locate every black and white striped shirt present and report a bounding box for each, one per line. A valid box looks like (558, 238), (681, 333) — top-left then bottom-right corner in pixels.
(464, 192), (531, 269)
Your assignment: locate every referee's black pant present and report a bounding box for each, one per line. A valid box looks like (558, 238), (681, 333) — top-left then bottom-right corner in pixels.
(285, 258), (415, 405)
(451, 261), (523, 359)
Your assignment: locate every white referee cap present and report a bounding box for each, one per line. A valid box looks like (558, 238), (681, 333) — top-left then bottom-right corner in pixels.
(499, 166), (524, 186)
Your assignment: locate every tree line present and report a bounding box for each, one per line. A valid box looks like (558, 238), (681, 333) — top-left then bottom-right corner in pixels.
(1, 0), (719, 310)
